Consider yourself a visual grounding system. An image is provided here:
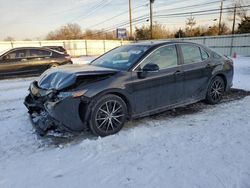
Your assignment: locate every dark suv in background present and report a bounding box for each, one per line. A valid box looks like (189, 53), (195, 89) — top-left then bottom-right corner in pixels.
(0, 47), (72, 79)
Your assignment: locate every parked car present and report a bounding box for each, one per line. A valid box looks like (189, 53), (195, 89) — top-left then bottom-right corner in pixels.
(43, 46), (68, 54)
(0, 47), (72, 78)
(24, 41), (234, 136)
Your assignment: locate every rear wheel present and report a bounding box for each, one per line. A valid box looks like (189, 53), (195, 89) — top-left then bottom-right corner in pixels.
(205, 76), (225, 104)
(89, 94), (127, 137)
(51, 63), (59, 68)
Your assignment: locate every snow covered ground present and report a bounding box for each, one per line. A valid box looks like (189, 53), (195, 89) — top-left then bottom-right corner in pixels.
(0, 57), (249, 188)
(233, 56), (250, 91)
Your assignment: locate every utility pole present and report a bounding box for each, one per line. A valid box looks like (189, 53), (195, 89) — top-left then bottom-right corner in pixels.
(129, 0), (132, 38)
(150, 0), (155, 39)
(232, 4), (237, 35)
(219, 0), (224, 35)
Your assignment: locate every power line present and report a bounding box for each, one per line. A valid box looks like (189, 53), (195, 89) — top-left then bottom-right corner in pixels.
(155, 0), (225, 14)
(69, 0), (112, 23)
(85, 5), (250, 37)
(89, 0), (226, 28)
(86, 4), (148, 29)
(155, 5), (250, 18)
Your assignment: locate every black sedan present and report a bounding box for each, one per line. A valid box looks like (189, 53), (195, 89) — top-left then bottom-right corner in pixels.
(0, 47), (72, 79)
(24, 41), (234, 137)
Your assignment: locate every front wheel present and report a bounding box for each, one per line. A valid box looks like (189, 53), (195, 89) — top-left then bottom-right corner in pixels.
(89, 94), (127, 137)
(205, 76), (225, 104)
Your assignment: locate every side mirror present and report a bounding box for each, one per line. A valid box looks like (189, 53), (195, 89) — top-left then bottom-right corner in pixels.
(142, 63), (160, 72)
(137, 63), (159, 79)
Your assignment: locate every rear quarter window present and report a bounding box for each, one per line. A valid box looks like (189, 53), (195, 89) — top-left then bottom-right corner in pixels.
(200, 48), (209, 61)
(213, 52), (223, 59)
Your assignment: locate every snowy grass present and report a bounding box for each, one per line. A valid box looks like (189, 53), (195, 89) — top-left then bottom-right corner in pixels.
(233, 57), (250, 91)
(0, 57), (249, 188)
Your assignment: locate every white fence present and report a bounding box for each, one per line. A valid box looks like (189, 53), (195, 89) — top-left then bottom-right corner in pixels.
(0, 34), (250, 57)
(0, 40), (130, 57)
(178, 33), (250, 56)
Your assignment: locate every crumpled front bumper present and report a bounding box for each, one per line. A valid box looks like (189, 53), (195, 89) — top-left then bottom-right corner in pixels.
(24, 91), (90, 136)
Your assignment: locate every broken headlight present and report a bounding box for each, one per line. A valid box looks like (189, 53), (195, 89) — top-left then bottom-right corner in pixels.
(57, 90), (88, 99)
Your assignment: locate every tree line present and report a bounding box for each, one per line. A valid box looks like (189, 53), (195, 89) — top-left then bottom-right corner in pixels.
(48, 15), (250, 40)
(4, 16), (249, 42)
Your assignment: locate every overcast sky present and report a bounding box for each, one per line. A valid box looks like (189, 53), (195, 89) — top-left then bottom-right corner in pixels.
(0, 0), (236, 40)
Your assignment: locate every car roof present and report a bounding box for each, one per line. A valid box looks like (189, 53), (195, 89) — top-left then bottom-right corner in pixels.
(6, 47), (53, 51)
(0, 47), (66, 57)
(130, 40), (205, 48)
(43, 46), (64, 48)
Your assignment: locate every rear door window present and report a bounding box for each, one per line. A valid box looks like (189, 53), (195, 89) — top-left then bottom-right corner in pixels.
(181, 44), (203, 64)
(29, 49), (51, 58)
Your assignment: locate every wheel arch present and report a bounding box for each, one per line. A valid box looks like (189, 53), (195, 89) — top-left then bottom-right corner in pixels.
(96, 89), (132, 119)
(79, 89), (133, 124)
(107, 91), (132, 119)
(212, 72), (228, 90)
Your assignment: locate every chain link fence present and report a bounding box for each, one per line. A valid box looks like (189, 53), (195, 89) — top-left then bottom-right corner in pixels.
(177, 33), (250, 56)
(0, 34), (250, 57)
(0, 40), (131, 57)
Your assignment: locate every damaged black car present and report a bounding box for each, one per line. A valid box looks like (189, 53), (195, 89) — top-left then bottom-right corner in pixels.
(24, 41), (234, 137)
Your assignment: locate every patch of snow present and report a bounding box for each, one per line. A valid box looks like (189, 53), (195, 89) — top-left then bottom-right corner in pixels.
(233, 57), (250, 91)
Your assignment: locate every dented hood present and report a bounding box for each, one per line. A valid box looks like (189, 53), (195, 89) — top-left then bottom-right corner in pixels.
(37, 64), (118, 90)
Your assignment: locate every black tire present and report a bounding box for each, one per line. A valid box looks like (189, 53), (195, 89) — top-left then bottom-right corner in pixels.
(205, 76), (225, 104)
(89, 94), (127, 137)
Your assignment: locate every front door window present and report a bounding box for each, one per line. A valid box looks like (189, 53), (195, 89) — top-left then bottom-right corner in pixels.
(138, 45), (178, 70)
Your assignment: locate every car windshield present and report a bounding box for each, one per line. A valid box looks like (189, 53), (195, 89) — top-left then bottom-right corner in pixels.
(91, 45), (150, 71)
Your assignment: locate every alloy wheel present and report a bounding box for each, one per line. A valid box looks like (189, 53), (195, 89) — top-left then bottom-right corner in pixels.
(206, 76), (225, 104)
(210, 79), (224, 101)
(95, 100), (125, 134)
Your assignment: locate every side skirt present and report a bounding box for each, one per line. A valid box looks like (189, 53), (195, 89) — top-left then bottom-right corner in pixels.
(131, 97), (204, 119)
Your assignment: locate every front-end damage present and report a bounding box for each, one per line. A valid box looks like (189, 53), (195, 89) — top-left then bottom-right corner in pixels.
(24, 81), (91, 135)
(24, 64), (118, 135)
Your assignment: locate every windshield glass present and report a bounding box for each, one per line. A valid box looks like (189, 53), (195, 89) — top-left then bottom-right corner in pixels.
(91, 45), (150, 71)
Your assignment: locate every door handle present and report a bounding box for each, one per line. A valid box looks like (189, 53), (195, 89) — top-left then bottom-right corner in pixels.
(21, 59), (27, 61)
(206, 63), (212, 68)
(174, 70), (183, 75)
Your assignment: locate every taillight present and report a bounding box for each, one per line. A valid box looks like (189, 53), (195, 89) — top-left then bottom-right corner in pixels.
(226, 59), (234, 66)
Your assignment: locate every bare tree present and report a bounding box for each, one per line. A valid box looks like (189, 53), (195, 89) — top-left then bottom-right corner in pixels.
(4, 36), (15, 41)
(46, 23), (82, 40)
(185, 15), (197, 37)
(228, 0), (249, 22)
(135, 23), (172, 40)
(186, 15), (197, 30)
(83, 29), (116, 40)
(233, 0), (249, 19)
